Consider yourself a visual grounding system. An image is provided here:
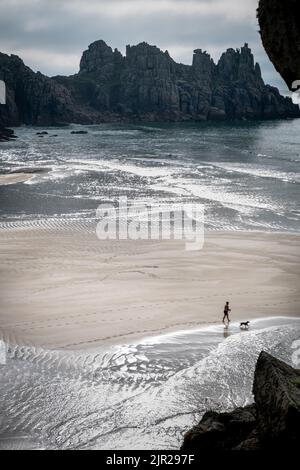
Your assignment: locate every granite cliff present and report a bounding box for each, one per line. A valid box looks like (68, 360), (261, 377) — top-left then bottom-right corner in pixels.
(0, 40), (299, 127)
(257, 0), (300, 90)
(181, 352), (300, 451)
(0, 52), (100, 128)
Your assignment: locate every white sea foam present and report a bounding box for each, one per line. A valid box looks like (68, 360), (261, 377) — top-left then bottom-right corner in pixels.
(152, 177), (278, 211)
(1, 123), (299, 233)
(209, 162), (300, 184)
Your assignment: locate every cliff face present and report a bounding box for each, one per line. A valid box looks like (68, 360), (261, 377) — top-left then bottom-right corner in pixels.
(0, 53), (99, 127)
(181, 352), (300, 451)
(63, 40), (299, 121)
(257, 0), (300, 90)
(0, 40), (299, 127)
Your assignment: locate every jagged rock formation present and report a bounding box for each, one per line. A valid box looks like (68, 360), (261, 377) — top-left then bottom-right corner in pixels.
(0, 40), (299, 127)
(181, 352), (300, 451)
(257, 0), (300, 90)
(0, 53), (98, 127)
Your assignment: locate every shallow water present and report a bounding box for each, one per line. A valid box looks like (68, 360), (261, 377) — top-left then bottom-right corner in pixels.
(1, 317), (299, 450)
(0, 120), (300, 232)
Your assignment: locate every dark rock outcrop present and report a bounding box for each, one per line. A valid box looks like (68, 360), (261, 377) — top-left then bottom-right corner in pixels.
(0, 127), (17, 142)
(182, 405), (259, 451)
(181, 352), (300, 451)
(257, 0), (300, 90)
(254, 351), (300, 448)
(0, 52), (99, 127)
(0, 40), (299, 128)
(63, 41), (299, 121)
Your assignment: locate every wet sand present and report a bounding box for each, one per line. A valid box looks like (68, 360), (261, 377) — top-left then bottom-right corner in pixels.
(0, 173), (34, 185)
(0, 225), (299, 349)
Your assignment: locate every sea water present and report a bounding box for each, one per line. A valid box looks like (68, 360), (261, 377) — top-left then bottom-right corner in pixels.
(0, 120), (300, 449)
(0, 317), (299, 449)
(0, 120), (300, 232)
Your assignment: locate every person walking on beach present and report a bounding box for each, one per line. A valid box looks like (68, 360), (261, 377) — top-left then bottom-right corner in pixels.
(223, 301), (231, 324)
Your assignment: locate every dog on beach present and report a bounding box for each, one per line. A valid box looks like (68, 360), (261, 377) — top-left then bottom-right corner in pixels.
(240, 321), (250, 329)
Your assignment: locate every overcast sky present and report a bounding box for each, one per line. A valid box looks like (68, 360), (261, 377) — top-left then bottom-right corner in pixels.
(0, 0), (287, 91)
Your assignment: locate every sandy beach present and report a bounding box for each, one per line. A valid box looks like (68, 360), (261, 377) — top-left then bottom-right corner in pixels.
(0, 225), (299, 350)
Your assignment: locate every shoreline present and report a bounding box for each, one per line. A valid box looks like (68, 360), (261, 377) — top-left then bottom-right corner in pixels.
(2, 316), (300, 356)
(0, 216), (300, 237)
(1, 315), (299, 450)
(67, 315), (300, 352)
(58, 314), (300, 350)
(0, 226), (299, 350)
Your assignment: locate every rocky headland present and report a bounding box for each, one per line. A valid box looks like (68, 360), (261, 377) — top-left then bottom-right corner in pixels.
(0, 40), (299, 127)
(181, 352), (300, 451)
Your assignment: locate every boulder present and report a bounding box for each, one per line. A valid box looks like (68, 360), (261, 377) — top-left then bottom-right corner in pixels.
(181, 352), (300, 451)
(182, 405), (257, 451)
(0, 127), (17, 142)
(257, 0), (300, 90)
(253, 351), (300, 449)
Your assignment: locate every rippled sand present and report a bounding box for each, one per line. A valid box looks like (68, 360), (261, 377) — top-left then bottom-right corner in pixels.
(0, 223), (299, 350)
(1, 317), (299, 449)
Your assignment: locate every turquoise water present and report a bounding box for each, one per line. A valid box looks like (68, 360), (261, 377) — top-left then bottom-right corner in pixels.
(0, 119), (300, 232)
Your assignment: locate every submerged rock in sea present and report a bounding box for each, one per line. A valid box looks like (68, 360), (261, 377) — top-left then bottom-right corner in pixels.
(0, 127), (17, 142)
(181, 352), (300, 451)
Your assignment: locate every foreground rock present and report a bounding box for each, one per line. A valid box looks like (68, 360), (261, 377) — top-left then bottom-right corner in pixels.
(257, 0), (300, 90)
(181, 405), (258, 451)
(181, 352), (300, 451)
(0, 40), (299, 127)
(254, 351), (300, 448)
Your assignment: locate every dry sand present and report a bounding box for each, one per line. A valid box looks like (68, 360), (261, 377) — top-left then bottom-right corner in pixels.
(0, 226), (299, 350)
